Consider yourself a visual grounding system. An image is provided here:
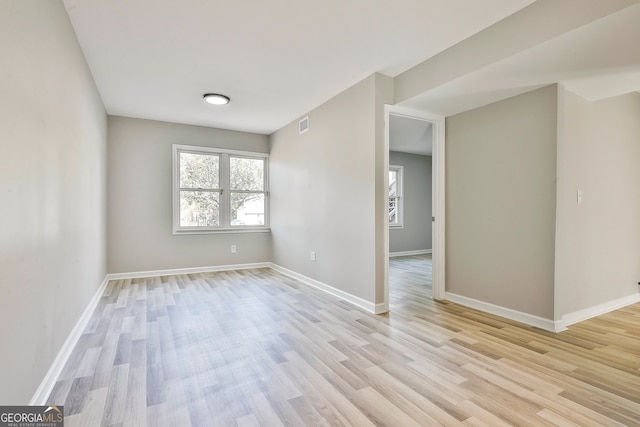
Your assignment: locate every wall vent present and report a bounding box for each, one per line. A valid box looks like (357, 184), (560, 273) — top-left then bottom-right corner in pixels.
(299, 116), (309, 134)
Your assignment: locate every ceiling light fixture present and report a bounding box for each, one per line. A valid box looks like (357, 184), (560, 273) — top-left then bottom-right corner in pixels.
(203, 93), (230, 105)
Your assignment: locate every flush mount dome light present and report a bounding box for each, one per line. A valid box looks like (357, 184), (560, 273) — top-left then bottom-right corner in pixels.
(203, 93), (230, 105)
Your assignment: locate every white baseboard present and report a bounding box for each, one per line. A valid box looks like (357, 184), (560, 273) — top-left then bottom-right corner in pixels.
(108, 262), (382, 315)
(389, 249), (432, 257)
(556, 292), (640, 331)
(445, 292), (559, 332)
(105, 262), (271, 280)
(32, 261), (385, 403)
(374, 302), (389, 314)
(30, 275), (110, 405)
(30, 262), (271, 404)
(269, 263), (381, 314)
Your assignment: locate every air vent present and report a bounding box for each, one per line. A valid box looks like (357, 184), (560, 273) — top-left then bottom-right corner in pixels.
(299, 116), (309, 134)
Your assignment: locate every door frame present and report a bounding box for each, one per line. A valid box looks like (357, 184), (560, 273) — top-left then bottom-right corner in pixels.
(384, 104), (446, 305)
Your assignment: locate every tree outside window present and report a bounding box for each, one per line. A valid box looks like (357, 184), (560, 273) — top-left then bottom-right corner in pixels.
(389, 165), (403, 227)
(173, 145), (269, 233)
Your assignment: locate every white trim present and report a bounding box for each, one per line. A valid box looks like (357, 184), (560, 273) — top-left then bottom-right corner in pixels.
(31, 262), (640, 405)
(172, 144), (269, 158)
(374, 302), (389, 315)
(109, 262), (380, 314)
(173, 228), (271, 235)
(389, 249), (432, 257)
(74, 263), (374, 316)
(31, 261), (385, 404)
(30, 276), (110, 405)
(556, 292), (640, 331)
(172, 144), (270, 234)
(270, 263), (379, 314)
(31, 262), (274, 403)
(445, 292), (560, 333)
(384, 105), (445, 304)
(431, 112), (446, 301)
(382, 106), (390, 316)
(106, 262), (271, 281)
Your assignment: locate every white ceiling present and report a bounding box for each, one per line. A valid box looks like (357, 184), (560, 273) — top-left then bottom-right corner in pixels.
(389, 115), (432, 156)
(402, 2), (640, 116)
(62, 0), (535, 135)
(62, 0), (640, 154)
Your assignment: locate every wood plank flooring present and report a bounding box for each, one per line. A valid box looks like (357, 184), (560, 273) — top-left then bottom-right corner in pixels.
(47, 257), (640, 426)
(389, 253), (433, 293)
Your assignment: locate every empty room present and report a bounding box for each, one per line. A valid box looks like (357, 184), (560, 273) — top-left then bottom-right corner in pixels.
(1, 0), (639, 425)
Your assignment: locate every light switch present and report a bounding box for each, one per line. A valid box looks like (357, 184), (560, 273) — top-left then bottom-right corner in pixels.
(577, 190), (583, 204)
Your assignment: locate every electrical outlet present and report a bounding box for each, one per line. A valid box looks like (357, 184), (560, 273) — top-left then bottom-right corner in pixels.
(310, 251), (316, 262)
(231, 245), (236, 253)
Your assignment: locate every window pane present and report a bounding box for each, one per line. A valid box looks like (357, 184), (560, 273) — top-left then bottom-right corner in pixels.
(230, 193), (265, 226)
(389, 197), (397, 224)
(389, 170), (397, 197)
(180, 191), (219, 227)
(180, 152), (219, 189)
(230, 157), (264, 191)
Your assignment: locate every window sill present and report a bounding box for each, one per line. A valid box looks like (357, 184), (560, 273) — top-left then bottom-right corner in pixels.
(173, 227), (271, 235)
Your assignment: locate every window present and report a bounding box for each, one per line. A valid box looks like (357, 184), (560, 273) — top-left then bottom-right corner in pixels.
(173, 145), (269, 233)
(389, 165), (403, 227)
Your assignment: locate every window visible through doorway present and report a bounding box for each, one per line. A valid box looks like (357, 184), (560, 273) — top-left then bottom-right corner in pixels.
(389, 165), (403, 228)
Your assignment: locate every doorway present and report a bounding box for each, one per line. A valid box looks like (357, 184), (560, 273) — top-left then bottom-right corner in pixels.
(383, 105), (445, 309)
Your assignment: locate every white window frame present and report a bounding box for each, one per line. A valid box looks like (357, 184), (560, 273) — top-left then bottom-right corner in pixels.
(172, 144), (269, 234)
(389, 165), (404, 228)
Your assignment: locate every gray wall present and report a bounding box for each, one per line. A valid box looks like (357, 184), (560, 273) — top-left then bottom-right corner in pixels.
(445, 85), (558, 320)
(0, 1), (107, 403)
(555, 90), (640, 318)
(107, 116), (271, 273)
(389, 152), (432, 253)
(270, 74), (393, 305)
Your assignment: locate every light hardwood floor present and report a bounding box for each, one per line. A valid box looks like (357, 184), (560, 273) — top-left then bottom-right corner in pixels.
(389, 253), (432, 290)
(47, 258), (640, 426)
